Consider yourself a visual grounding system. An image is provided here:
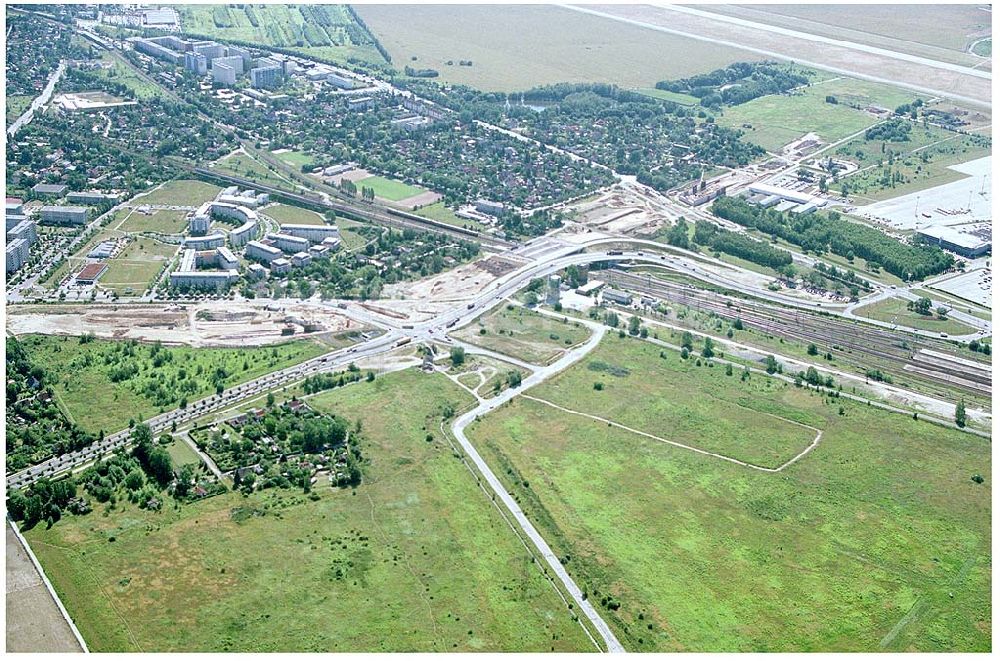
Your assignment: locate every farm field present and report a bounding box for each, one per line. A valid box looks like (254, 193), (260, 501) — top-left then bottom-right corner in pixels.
(99, 237), (176, 296)
(175, 4), (382, 64)
(16, 335), (327, 435)
(452, 305), (592, 365)
(118, 209), (188, 234)
(135, 179), (222, 207)
(853, 296), (979, 336)
(25, 370), (592, 652)
(355, 4), (758, 92)
(356, 175), (425, 202)
(262, 203), (328, 226)
(466, 335), (991, 652)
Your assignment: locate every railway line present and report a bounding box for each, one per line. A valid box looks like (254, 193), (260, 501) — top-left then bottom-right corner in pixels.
(190, 167), (516, 251)
(602, 268), (991, 402)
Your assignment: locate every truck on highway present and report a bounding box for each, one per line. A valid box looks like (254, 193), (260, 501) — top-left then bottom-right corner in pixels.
(395, 337), (412, 347)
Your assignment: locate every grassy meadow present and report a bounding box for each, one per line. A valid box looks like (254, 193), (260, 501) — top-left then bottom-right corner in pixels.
(467, 334), (991, 651)
(26, 370), (593, 652)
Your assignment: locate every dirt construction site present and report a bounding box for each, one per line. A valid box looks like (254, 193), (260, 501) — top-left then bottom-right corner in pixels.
(6, 301), (362, 347)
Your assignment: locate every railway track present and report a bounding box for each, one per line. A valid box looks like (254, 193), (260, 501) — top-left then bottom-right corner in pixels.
(190, 167), (516, 251)
(603, 268), (991, 400)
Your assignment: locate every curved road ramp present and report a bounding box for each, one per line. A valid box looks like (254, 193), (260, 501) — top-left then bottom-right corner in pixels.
(6, 521), (85, 652)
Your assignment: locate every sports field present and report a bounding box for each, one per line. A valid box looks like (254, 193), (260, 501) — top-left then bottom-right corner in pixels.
(467, 334), (991, 651)
(99, 238), (176, 296)
(356, 175), (425, 202)
(25, 370), (593, 652)
(453, 306), (593, 365)
(355, 4), (758, 91)
(136, 180), (222, 207)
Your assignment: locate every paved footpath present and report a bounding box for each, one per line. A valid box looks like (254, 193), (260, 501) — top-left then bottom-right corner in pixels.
(6, 521), (86, 652)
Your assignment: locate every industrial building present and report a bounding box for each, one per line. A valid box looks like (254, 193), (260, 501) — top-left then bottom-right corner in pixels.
(40, 205), (88, 225)
(602, 288), (633, 306)
(87, 240), (117, 259)
(917, 226), (992, 258)
(278, 223), (340, 244)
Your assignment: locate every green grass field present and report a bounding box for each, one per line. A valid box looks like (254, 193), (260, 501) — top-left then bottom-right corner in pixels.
(452, 306), (592, 365)
(136, 180), (222, 207)
(971, 39), (991, 57)
(355, 4), (758, 92)
(413, 202), (488, 233)
(6, 94), (33, 125)
(467, 334), (991, 652)
(718, 85), (877, 153)
(853, 296), (979, 335)
(529, 333), (818, 468)
(26, 370), (592, 652)
(165, 438), (203, 469)
(839, 133), (992, 203)
(262, 203), (328, 226)
(100, 238), (176, 295)
(118, 209), (188, 234)
(98, 52), (164, 99)
(271, 149), (316, 169)
(19, 335), (327, 435)
(356, 175), (425, 202)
